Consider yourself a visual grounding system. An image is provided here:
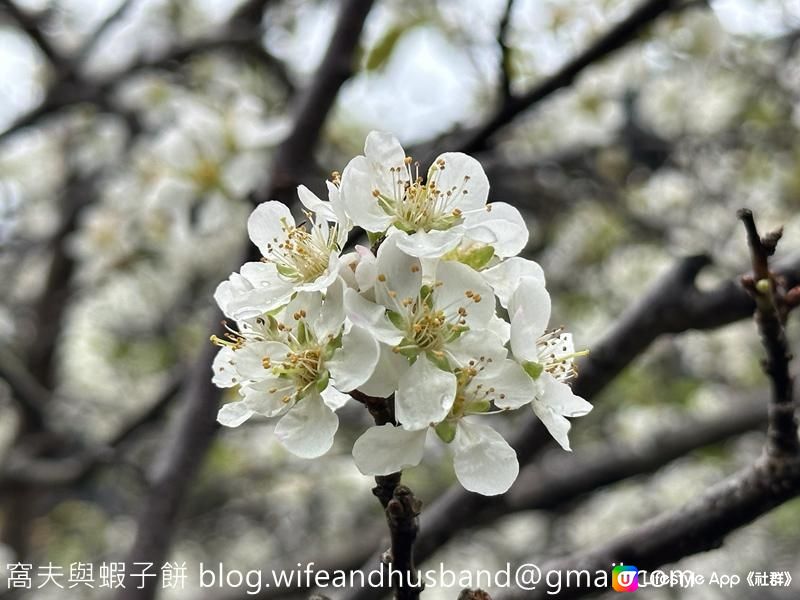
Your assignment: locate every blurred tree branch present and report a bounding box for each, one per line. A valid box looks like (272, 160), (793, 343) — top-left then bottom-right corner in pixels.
(417, 0), (703, 160)
(0, 0), (292, 144)
(341, 249), (800, 600)
(116, 2), (377, 598)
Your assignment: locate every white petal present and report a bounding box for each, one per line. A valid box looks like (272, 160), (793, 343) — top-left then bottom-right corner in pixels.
(487, 315), (511, 343)
(364, 130), (406, 170)
(297, 184), (337, 222)
(509, 278), (551, 362)
(294, 253), (341, 293)
(532, 374), (592, 451)
(357, 343), (410, 397)
(394, 228), (463, 259)
(481, 359), (536, 410)
(464, 202), (528, 257)
(247, 201), (294, 256)
(354, 246), (378, 292)
(214, 263), (293, 319)
(274, 393), (339, 458)
(242, 376), (294, 417)
(395, 357), (456, 431)
(344, 288), (404, 345)
(432, 259), (494, 330)
(314, 276), (345, 340)
(321, 386), (350, 411)
(482, 257), (545, 308)
(453, 419), (519, 496)
(429, 152), (488, 212)
(327, 324), (380, 392)
(341, 155), (394, 232)
(234, 341), (289, 382)
(446, 330), (508, 367)
(352, 425), (427, 476)
(374, 235), (422, 308)
(217, 401), (254, 427)
(211, 346), (239, 388)
(539, 373), (592, 417)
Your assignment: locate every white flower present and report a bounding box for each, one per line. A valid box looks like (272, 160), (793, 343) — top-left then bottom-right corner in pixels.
(340, 131), (527, 258)
(508, 277), (592, 450)
(212, 280), (379, 458)
(214, 187), (349, 318)
(353, 415), (521, 496)
(344, 236), (496, 430)
(146, 95), (288, 201)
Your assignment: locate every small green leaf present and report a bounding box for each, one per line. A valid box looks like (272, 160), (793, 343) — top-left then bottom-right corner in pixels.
(461, 246), (495, 270)
(426, 351), (451, 372)
(366, 24), (410, 72)
(315, 370), (330, 393)
(435, 420), (456, 443)
(387, 310), (406, 329)
(522, 361), (543, 380)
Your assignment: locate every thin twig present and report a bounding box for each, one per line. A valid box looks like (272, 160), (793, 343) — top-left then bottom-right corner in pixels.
(496, 0), (516, 103)
(738, 208), (799, 456)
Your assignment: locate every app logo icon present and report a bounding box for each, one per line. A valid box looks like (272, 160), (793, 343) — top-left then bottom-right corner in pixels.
(612, 565), (639, 592)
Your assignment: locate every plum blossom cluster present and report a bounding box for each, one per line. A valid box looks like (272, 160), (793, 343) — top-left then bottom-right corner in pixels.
(211, 132), (591, 496)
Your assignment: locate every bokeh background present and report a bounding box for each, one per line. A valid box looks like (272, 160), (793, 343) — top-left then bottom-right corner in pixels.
(1, 0), (800, 598)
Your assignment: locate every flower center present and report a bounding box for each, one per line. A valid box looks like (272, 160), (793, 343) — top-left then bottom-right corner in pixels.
(373, 157), (468, 233)
(381, 282), (475, 359)
(536, 329), (588, 382)
(264, 213), (339, 283)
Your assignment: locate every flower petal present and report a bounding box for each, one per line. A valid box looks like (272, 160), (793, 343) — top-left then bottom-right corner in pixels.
(274, 393), (339, 458)
(374, 235), (422, 309)
(352, 425), (427, 476)
(211, 346), (239, 388)
(432, 259), (494, 330)
(482, 359), (536, 410)
(453, 419), (518, 496)
(341, 155), (394, 232)
(464, 202), (528, 257)
(482, 257), (545, 308)
(509, 277), (551, 362)
(217, 401), (254, 427)
(247, 201), (294, 256)
(242, 376), (294, 417)
(297, 184), (337, 222)
(321, 386), (350, 411)
(429, 152), (489, 212)
(357, 343), (410, 397)
(395, 357), (456, 431)
(344, 288), (404, 345)
(364, 130), (406, 170)
(532, 373), (592, 451)
(394, 228), (463, 259)
(328, 324), (380, 392)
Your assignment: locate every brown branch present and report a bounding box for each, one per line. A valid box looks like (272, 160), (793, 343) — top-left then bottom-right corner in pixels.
(115, 2), (376, 598)
(0, 346), (48, 430)
(26, 172), (95, 390)
(738, 209), (799, 456)
(508, 456), (800, 599)
(254, 0), (376, 204)
(496, 0), (516, 103)
(0, 7), (291, 144)
(340, 252), (800, 600)
(0, 369), (183, 491)
(385, 486), (423, 600)
(437, 0), (701, 157)
(351, 389), (423, 600)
